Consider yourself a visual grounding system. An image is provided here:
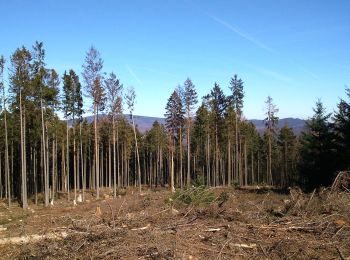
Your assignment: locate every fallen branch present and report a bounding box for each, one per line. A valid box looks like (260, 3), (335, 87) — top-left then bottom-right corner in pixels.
(0, 231), (68, 245)
(336, 246), (346, 260)
(205, 228), (221, 232)
(305, 189), (316, 211)
(131, 223), (151, 231)
(217, 238), (232, 260)
(230, 243), (257, 249)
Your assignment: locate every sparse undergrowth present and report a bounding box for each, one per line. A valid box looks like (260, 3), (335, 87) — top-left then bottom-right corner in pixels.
(165, 185), (229, 208)
(0, 187), (349, 259)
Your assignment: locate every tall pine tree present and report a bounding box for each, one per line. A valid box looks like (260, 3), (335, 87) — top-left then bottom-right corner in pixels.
(299, 100), (335, 189)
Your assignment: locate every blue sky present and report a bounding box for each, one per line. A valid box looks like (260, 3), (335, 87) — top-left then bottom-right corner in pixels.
(1, 0), (349, 119)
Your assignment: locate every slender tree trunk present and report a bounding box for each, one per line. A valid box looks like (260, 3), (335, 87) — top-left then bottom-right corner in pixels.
(52, 135), (55, 203)
(121, 143), (124, 187)
(268, 133), (272, 186)
(66, 119), (70, 200)
(108, 138), (111, 189)
(187, 118), (191, 186)
(235, 115), (239, 186)
(160, 147), (163, 185)
(228, 139), (231, 186)
(42, 101), (49, 207)
(179, 127), (183, 189)
(100, 144), (103, 189)
(3, 94), (10, 207)
(244, 140), (248, 186)
(257, 151), (260, 184)
(55, 137), (58, 200)
(79, 122), (84, 201)
(11, 139), (14, 198)
(76, 132), (80, 194)
(131, 114), (141, 193)
(113, 115), (117, 197)
(206, 134), (210, 187)
(117, 124), (120, 188)
(73, 117), (77, 201)
(20, 90), (27, 209)
(62, 142), (65, 193)
(239, 139), (243, 186)
(0, 153), (2, 198)
(215, 124), (219, 187)
(283, 141), (287, 188)
(251, 152), (254, 184)
(94, 105), (99, 199)
(46, 124), (49, 204)
(83, 144), (86, 202)
(170, 143), (175, 193)
(34, 149), (37, 205)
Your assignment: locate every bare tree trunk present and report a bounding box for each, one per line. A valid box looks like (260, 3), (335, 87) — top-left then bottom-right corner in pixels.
(131, 114), (141, 193)
(121, 143), (124, 187)
(46, 124), (49, 204)
(215, 125), (219, 187)
(179, 127), (183, 189)
(268, 134), (272, 186)
(61, 142), (65, 193)
(228, 139), (231, 186)
(235, 115), (239, 186)
(94, 105), (99, 199)
(33, 149), (37, 205)
(116, 124), (120, 188)
(257, 151), (260, 184)
(206, 134), (210, 187)
(251, 152), (254, 184)
(113, 115), (116, 197)
(55, 138), (58, 199)
(52, 136), (55, 203)
(160, 147), (163, 185)
(79, 121), (84, 201)
(41, 97), (49, 207)
(3, 96), (10, 207)
(0, 153), (2, 198)
(66, 119), (70, 200)
(20, 90), (27, 209)
(83, 145), (86, 202)
(76, 134), (80, 194)
(171, 147), (175, 193)
(187, 119), (191, 186)
(283, 141), (287, 188)
(73, 119), (77, 201)
(100, 144), (103, 189)
(244, 140), (247, 186)
(108, 139), (111, 189)
(239, 139), (243, 186)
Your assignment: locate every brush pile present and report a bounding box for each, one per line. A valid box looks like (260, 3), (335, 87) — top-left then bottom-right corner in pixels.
(0, 179), (349, 259)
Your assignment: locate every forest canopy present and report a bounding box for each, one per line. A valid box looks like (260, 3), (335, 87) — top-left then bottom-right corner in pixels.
(0, 42), (349, 208)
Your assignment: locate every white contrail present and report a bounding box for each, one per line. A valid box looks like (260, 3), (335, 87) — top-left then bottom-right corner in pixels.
(206, 13), (276, 54)
(246, 64), (292, 83)
(125, 64), (143, 86)
(185, 1), (321, 81)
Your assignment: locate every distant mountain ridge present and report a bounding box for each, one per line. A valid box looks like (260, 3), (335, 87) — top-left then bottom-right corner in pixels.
(250, 117), (306, 135)
(71, 115), (306, 135)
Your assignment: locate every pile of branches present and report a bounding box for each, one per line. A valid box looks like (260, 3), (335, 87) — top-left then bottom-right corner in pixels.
(331, 171), (350, 193)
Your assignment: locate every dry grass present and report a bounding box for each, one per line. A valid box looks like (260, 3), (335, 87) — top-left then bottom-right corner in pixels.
(0, 184), (349, 259)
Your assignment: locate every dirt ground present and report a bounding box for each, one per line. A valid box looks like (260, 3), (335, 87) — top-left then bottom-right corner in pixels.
(0, 186), (349, 260)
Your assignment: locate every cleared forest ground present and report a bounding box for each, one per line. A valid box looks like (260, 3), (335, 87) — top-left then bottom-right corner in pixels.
(0, 186), (349, 259)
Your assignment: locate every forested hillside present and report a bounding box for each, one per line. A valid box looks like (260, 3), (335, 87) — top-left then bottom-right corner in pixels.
(0, 42), (349, 209)
(79, 115), (306, 134)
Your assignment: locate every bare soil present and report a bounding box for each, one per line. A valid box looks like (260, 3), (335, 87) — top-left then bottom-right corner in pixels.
(0, 186), (349, 259)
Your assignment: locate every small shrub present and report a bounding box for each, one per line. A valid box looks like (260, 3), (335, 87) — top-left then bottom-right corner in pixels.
(166, 186), (215, 206)
(192, 175), (205, 187)
(231, 180), (240, 189)
(217, 191), (229, 207)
